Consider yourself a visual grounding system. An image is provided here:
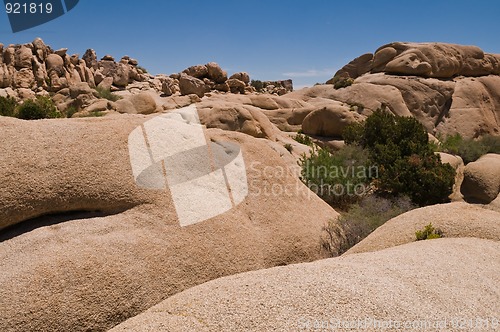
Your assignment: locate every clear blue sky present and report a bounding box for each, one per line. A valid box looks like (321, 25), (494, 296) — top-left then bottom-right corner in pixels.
(1, 0), (500, 88)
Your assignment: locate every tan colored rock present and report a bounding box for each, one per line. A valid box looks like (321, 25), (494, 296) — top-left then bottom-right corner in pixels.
(0, 116), (336, 331)
(83, 49), (98, 69)
(179, 74), (206, 97)
(227, 78), (246, 94)
(206, 62), (227, 83)
(436, 76), (500, 138)
(32, 38), (49, 62)
(69, 82), (93, 98)
(115, 98), (136, 114)
(374, 42), (500, 78)
(438, 152), (464, 201)
(183, 64), (208, 79)
(45, 54), (65, 76)
(110, 238), (500, 332)
(13, 68), (35, 89)
(302, 103), (364, 137)
(197, 98), (277, 140)
(461, 154), (500, 204)
(85, 99), (110, 113)
(129, 92), (157, 115)
(14, 46), (33, 69)
(355, 74), (454, 133)
(345, 202), (500, 255)
(97, 76), (113, 90)
(229, 72), (250, 84)
(331, 53), (373, 80)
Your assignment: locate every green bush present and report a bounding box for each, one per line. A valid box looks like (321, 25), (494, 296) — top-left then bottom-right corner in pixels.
(250, 80), (264, 92)
(415, 223), (443, 241)
(322, 195), (415, 256)
(95, 86), (121, 102)
(330, 76), (354, 89)
(440, 133), (500, 164)
(343, 108), (455, 206)
(299, 144), (373, 209)
(294, 131), (313, 146)
(65, 106), (78, 118)
(16, 96), (61, 120)
(0, 96), (17, 117)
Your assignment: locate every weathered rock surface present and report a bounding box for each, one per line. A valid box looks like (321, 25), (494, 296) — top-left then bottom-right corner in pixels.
(302, 103), (363, 137)
(110, 238), (500, 332)
(321, 42), (500, 138)
(0, 116), (337, 332)
(461, 154), (500, 204)
(345, 202), (500, 255)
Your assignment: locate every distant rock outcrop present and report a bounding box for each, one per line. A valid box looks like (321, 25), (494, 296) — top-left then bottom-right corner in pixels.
(321, 42), (500, 138)
(0, 38), (293, 118)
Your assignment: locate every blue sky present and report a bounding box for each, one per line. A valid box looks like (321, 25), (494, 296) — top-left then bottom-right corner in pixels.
(1, 0), (500, 88)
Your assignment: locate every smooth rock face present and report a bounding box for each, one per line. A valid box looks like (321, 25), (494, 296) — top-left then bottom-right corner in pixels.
(128, 91), (157, 114)
(461, 154), (500, 204)
(302, 104), (363, 137)
(0, 117), (337, 332)
(320, 42), (500, 138)
(109, 238), (500, 332)
(179, 74), (206, 97)
(197, 98), (277, 140)
(345, 202), (500, 255)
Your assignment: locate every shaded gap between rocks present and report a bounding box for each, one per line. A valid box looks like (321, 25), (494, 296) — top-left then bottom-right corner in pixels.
(0, 209), (128, 242)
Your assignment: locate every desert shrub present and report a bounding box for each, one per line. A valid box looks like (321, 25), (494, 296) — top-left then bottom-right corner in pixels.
(284, 143), (293, 152)
(440, 133), (500, 164)
(415, 223), (443, 241)
(0, 96), (17, 117)
(82, 111), (105, 117)
(343, 108), (455, 206)
(65, 106), (78, 118)
(136, 65), (148, 74)
(16, 96), (61, 120)
(299, 144), (373, 209)
(95, 86), (121, 102)
(321, 195), (415, 256)
(331, 76), (354, 89)
(250, 79), (264, 92)
(294, 131), (313, 146)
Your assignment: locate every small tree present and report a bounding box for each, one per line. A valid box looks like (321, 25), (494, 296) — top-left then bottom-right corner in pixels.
(0, 96), (17, 117)
(16, 96), (61, 120)
(343, 108), (455, 206)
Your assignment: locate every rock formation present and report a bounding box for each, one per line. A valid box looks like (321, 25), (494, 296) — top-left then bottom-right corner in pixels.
(323, 42), (500, 138)
(109, 237), (500, 331)
(0, 115), (336, 331)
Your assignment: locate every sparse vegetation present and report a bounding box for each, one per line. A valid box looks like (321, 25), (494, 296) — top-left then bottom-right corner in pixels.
(331, 76), (354, 89)
(299, 144), (373, 210)
(16, 96), (61, 120)
(322, 195), (415, 256)
(95, 86), (121, 102)
(415, 223), (443, 241)
(82, 111), (105, 117)
(136, 65), (148, 74)
(343, 108), (456, 206)
(294, 131), (313, 146)
(439, 133), (500, 164)
(0, 96), (17, 117)
(284, 143), (293, 152)
(65, 106), (78, 118)
(250, 79), (264, 92)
